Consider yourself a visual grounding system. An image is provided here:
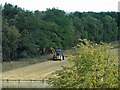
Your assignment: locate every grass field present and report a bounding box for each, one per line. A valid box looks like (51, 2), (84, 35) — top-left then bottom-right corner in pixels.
(1, 49), (74, 88)
(2, 55), (50, 72)
(2, 49), (75, 72)
(2, 54), (71, 88)
(2, 41), (119, 72)
(1, 42), (119, 88)
(111, 41), (120, 49)
(111, 41), (119, 59)
(2, 80), (50, 88)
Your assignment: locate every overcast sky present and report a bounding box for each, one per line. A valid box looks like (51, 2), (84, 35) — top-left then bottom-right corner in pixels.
(1, 0), (120, 12)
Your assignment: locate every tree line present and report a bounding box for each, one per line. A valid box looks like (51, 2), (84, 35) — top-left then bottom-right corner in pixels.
(2, 3), (119, 61)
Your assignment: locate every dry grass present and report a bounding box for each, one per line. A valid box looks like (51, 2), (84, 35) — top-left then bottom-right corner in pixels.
(2, 49), (75, 72)
(2, 81), (50, 88)
(2, 55), (50, 72)
(111, 41), (120, 48)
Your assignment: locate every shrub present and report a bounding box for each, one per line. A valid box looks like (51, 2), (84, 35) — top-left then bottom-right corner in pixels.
(19, 51), (28, 58)
(48, 39), (118, 88)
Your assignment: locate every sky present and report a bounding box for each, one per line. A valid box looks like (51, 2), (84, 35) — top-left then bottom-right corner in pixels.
(1, 0), (120, 12)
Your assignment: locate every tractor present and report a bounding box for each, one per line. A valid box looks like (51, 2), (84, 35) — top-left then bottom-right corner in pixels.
(50, 47), (64, 61)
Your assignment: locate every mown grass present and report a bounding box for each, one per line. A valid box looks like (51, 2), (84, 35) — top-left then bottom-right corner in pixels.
(2, 41), (118, 72)
(111, 41), (119, 59)
(2, 49), (75, 72)
(2, 54), (51, 72)
(111, 41), (120, 49)
(2, 81), (50, 88)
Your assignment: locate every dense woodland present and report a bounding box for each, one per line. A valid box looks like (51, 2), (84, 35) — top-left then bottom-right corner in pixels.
(2, 3), (119, 61)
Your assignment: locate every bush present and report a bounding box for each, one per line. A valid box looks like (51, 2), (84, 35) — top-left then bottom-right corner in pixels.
(19, 51), (28, 58)
(48, 39), (118, 88)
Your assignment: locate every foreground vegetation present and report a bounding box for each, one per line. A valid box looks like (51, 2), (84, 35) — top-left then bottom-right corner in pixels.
(48, 39), (118, 88)
(2, 3), (119, 61)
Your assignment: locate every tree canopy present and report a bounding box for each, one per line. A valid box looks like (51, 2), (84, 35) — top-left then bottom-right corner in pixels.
(2, 3), (119, 61)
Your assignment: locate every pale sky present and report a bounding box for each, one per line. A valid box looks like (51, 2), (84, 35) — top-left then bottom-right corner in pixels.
(1, 0), (120, 12)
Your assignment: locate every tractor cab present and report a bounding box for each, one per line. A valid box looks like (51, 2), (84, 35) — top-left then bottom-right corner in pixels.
(56, 49), (62, 55)
(55, 49), (64, 60)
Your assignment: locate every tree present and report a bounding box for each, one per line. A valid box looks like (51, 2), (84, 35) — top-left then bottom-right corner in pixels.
(17, 29), (39, 58)
(44, 8), (74, 49)
(2, 20), (20, 61)
(2, 3), (119, 61)
(2, 3), (22, 26)
(101, 15), (118, 42)
(72, 14), (104, 43)
(48, 39), (118, 88)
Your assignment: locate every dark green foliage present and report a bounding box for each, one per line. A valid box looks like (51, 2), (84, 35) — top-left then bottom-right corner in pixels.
(17, 30), (39, 58)
(2, 19), (20, 61)
(2, 3), (119, 61)
(101, 15), (118, 42)
(70, 12), (118, 43)
(3, 3), (23, 26)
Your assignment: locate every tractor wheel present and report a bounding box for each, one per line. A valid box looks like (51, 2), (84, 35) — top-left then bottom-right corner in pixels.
(53, 55), (56, 60)
(63, 55), (64, 60)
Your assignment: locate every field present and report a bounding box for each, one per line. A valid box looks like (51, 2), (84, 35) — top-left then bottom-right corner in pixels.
(2, 59), (70, 80)
(2, 55), (50, 72)
(2, 49), (75, 72)
(1, 50), (75, 88)
(1, 43), (119, 88)
(2, 59), (71, 88)
(2, 80), (50, 88)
